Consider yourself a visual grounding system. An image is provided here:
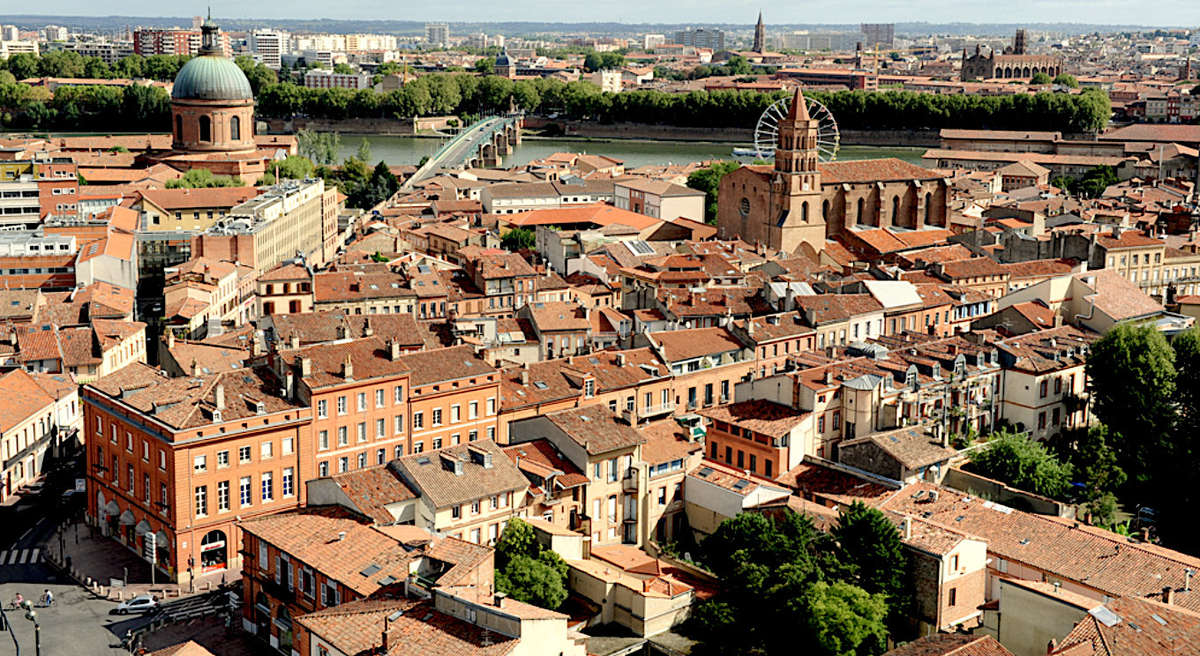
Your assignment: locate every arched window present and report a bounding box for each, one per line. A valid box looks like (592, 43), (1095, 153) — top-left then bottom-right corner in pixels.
(198, 116), (211, 142)
(174, 115), (183, 141)
(822, 199), (829, 220)
(892, 195), (900, 222)
(856, 198), (865, 224)
(924, 192), (933, 224)
(230, 115), (240, 141)
(801, 201), (809, 223)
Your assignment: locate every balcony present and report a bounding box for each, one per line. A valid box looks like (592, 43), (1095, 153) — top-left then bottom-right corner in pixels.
(622, 471), (639, 494)
(638, 402), (676, 419)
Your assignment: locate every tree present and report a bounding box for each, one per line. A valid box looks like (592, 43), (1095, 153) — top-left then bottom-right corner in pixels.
(687, 161), (740, 224)
(801, 581), (889, 656)
(296, 130), (341, 165)
(1030, 72), (1052, 85)
(970, 430), (1074, 499)
(1053, 73), (1079, 88)
(492, 519), (568, 610)
(1049, 424), (1127, 502)
(832, 503), (912, 635)
(474, 58), (495, 75)
(235, 55), (277, 94)
(165, 168), (245, 189)
(500, 227), (535, 251)
(272, 155), (315, 180)
(1087, 323), (1176, 490)
(332, 63), (355, 75)
(355, 138), (372, 163)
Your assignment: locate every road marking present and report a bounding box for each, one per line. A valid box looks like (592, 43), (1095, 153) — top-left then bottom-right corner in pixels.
(17, 549), (29, 564)
(4, 550), (16, 565)
(29, 549), (38, 563)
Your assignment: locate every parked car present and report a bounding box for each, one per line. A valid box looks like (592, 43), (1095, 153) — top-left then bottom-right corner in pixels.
(112, 594), (158, 615)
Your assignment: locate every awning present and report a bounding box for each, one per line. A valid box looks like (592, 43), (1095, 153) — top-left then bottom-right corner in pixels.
(104, 500), (120, 515)
(135, 520), (152, 536)
(155, 531), (169, 550)
(119, 510), (135, 525)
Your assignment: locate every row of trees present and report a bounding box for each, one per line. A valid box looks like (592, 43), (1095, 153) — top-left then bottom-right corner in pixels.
(0, 77), (171, 131)
(687, 504), (911, 656)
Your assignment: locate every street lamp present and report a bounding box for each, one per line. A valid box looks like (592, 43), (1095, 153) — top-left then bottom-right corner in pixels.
(20, 602), (39, 656)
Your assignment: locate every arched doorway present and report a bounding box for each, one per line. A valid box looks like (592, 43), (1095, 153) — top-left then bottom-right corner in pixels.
(822, 199), (829, 220)
(254, 592), (271, 640)
(200, 529), (227, 572)
(891, 195), (900, 225)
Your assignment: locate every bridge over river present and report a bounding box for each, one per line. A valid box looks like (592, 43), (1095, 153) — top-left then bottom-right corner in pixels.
(399, 114), (523, 192)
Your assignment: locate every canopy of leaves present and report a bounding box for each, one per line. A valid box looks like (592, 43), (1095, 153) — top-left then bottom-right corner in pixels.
(970, 430), (1074, 499)
(492, 519), (567, 610)
(687, 161), (740, 224)
(500, 227), (535, 251)
(801, 581), (889, 656)
(832, 502), (912, 633)
(165, 168), (244, 189)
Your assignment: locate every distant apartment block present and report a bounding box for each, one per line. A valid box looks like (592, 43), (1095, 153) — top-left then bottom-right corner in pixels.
(643, 34), (666, 50)
(134, 27), (231, 57)
(673, 27), (725, 51)
(860, 23), (895, 47)
(250, 29), (288, 69)
(425, 23), (449, 48)
(303, 68), (372, 90)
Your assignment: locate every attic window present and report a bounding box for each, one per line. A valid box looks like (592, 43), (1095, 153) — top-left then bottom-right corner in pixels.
(533, 381), (548, 390)
(416, 457), (431, 466)
(697, 467), (713, 478)
(732, 480), (749, 491)
(360, 564), (381, 577)
(377, 575), (397, 586)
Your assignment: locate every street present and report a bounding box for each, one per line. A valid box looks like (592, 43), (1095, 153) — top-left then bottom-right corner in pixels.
(0, 576), (142, 655)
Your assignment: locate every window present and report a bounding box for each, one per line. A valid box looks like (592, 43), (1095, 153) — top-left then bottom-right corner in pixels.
(658, 487), (667, 505)
(230, 115), (240, 140)
(142, 441), (149, 462)
(469, 401), (478, 419)
(239, 446), (251, 463)
(217, 481), (230, 511)
(282, 468), (294, 497)
(194, 485), (208, 517)
(1054, 377), (1062, 395)
(357, 393), (366, 412)
(317, 399), (328, 418)
(338, 426), (348, 446)
(376, 389), (385, 408)
(471, 500), (481, 515)
(433, 437), (443, 450)
(198, 115), (211, 142)
(143, 474), (150, 500)
(336, 396), (347, 416)
(261, 472), (274, 502)
(357, 452), (367, 469)
(282, 437), (294, 455)
(487, 426), (495, 441)
(319, 430), (329, 451)
(413, 412), (424, 429)
(451, 505), (461, 519)
(1038, 412), (1047, 430)
(318, 462), (328, 477)
(376, 419), (385, 438)
(338, 457), (348, 473)
(948, 588), (957, 606)
(487, 398), (496, 415)
(451, 405), (461, 422)
(607, 458), (618, 483)
(159, 450), (166, 470)
(1039, 380), (1048, 398)
(432, 408), (443, 426)
(240, 477), (252, 506)
(261, 441), (273, 459)
(160, 483), (168, 510)
(194, 455), (207, 473)
(395, 415), (404, 434)
(217, 450), (229, 468)
(394, 385), (404, 404)
(357, 422), (367, 443)
(174, 114), (183, 141)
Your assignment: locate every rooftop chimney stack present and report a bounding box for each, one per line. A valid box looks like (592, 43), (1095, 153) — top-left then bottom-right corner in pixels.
(299, 356), (312, 377)
(389, 339), (402, 361)
(343, 355), (354, 380)
(1164, 585), (1175, 605)
(214, 383), (225, 410)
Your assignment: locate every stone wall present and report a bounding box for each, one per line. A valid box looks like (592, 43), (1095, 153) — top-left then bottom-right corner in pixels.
(943, 466), (1075, 518)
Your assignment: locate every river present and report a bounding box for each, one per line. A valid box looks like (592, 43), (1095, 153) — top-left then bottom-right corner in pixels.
(338, 135), (927, 168)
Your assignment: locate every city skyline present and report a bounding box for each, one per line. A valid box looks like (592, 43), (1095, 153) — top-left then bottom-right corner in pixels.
(5, 1), (1200, 28)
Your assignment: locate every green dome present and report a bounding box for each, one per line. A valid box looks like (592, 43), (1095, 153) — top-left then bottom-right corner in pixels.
(172, 55), (253, 101)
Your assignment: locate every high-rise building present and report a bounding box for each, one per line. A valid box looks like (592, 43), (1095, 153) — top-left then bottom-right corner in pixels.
(643, 34), (665, 50)
(465, 32), (489, 50)
(250, 29), (288, 69)
(425, 23), (449, 48)
(42, 25), (69, 42)
(673, 27), (725, 51)
(134, 28), (231, 57)
(753, 12), (766, 53)
(860, 23), (895, 47)
(1, 25), (19, 42)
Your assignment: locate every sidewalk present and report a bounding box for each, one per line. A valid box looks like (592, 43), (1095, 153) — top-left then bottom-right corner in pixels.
(44, 521), (240, 601)
(140, 615), (268, 656)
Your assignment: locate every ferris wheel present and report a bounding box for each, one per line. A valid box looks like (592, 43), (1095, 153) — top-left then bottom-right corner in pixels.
(752, 95), (840, 162)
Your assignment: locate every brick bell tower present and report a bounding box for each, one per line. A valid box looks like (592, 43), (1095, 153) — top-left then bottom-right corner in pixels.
(767, 86), (826, 254)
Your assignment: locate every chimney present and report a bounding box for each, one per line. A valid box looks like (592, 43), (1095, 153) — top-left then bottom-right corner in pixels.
(1047, 639), (1058, 654)
(166, 330), (175, 349)
(493, 592), (506, 608)
(785, 285), (796, 311)
(615, 352), (625, 367)
(1164, 586), (1175, 605)
(389, 339), (402, 361)
(337, 531), (347, 541)
(289, 333), (300, 350)
(191, 359), (201, 377)
(902, 516), (912, 540)
(1187, 569), (1194, 592)
(521, 370), (529, 385)
(824, 370), (833, 385)
(284, 371), (295, 400)
(342, 354), (354, 380)
(364, 321), (374, 337)
(299, 356), (312, 377)
(337, 323), (348, 340)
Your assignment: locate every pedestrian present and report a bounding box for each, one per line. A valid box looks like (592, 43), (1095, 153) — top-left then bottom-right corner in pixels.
(41, 589), (52, 607)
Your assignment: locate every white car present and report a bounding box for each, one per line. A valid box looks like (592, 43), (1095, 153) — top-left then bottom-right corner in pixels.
(113, 594), (158, 615)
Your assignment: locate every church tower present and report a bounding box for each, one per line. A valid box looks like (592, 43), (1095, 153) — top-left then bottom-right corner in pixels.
(753, 12), (766, 53)
(767, 87), (825, 254)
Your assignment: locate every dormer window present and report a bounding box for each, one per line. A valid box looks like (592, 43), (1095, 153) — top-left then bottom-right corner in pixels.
(584, 379), (595, 398)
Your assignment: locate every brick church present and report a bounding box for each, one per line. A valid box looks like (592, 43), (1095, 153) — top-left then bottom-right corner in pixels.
(716, 87), (951, 255)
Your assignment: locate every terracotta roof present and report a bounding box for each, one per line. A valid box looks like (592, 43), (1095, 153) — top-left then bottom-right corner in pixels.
(502, 203), (660, 231)
(0, 369), (55, 434)
(327, 465), (418, 525)
(883, 634), (1014, 656)
(271, 312), (423, 349)
(1051, 594), (1200, 656)
(526, 301), (590, 332)
(639, 419), (704, 466)
(793, 294), (884, 325)
(1076, 270), (1162, 322)
(700, 400), (809, 439)
(844, 426), (957, 471)
(543, 406), (646, 456)
(147, 641), (217, 656)
(503, 439), (589, 489)
(138, 186), (260, 211)
(295, 598), (516, 656)
(392, 440), (528, 509)
(881, 482), (1200, 613)
(649, 326), (745, 362)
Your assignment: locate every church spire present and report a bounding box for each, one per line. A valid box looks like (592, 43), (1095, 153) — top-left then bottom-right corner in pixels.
(787, 86), (809, 121)
(753, 11), (766, 54)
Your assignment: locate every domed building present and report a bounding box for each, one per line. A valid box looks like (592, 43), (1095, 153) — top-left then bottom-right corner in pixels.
(171, 19), (256, 153)
(495, 47), (515, 79)
(149, 17), (292, 180)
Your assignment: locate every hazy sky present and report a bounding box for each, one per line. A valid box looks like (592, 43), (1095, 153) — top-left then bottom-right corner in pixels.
(20, 0), (1200, 26)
